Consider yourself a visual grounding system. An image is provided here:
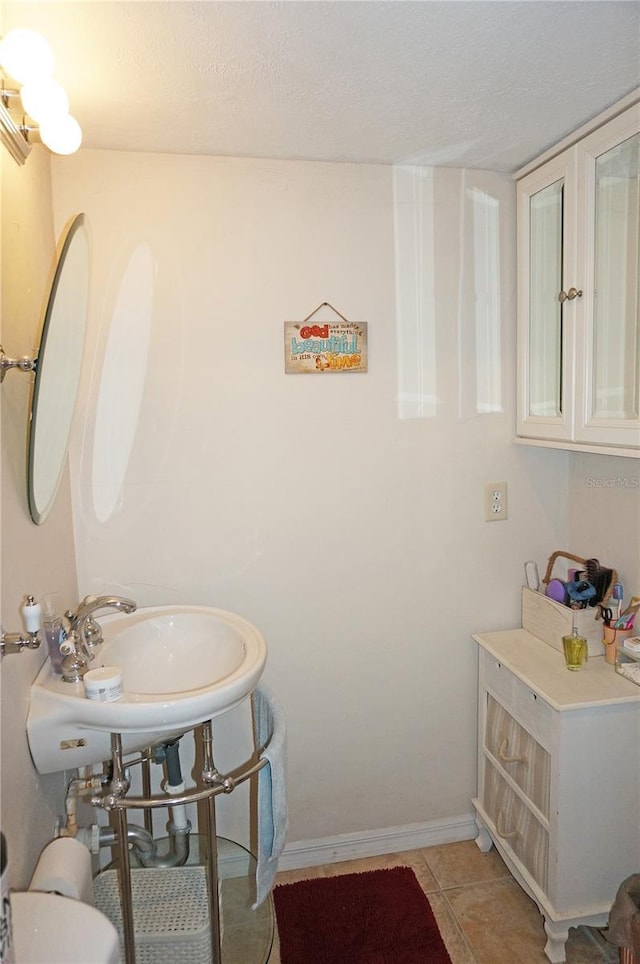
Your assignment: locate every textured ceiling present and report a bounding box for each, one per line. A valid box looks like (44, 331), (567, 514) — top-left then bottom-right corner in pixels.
(2, 0), (639, 172)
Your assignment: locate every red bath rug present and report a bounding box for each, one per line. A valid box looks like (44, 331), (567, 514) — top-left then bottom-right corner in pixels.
(273, 865), (452, 963)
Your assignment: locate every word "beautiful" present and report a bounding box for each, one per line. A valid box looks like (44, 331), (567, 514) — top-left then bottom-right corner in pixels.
(291, 323), (359, 355)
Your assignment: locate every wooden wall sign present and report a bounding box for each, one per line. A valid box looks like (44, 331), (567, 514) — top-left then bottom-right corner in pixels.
(284, 305), (367, 374)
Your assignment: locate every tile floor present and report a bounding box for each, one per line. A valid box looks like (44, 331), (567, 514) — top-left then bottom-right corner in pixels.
(270, 840), (619, 963)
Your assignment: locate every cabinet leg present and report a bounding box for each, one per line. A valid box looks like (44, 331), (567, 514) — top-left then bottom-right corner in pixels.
(474, 822), (493, 854)
(543, 919), (569, 963)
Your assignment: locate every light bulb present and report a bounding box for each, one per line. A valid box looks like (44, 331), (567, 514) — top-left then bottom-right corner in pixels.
(20, 78), (69, 124)
(0, 28), (55, 85)
(39, 113), (82, 155)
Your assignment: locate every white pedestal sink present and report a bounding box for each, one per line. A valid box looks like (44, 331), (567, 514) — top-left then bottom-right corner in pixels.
(27, 605), (267, 773)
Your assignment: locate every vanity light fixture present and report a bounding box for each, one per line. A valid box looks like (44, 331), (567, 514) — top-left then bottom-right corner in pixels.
(0, 28), (82, 165)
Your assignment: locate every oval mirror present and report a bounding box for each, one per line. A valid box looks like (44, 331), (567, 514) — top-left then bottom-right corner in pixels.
(28, 213), (89, 525)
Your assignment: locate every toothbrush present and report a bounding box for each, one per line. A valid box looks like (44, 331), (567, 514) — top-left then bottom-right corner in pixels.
(614, 612), (636, 630)
(613, 583), (623, 621)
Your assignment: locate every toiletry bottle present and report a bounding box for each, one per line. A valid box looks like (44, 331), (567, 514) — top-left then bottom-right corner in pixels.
(562, 623), (588, 671)
(42, 593), (66, 674)
(1, 832), (15, 964)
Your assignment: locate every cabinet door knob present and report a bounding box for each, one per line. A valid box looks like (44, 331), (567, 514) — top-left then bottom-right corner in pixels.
(558, 286), (583, 303)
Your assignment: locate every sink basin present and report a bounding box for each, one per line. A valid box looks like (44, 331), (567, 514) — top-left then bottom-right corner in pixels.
(27, 605), (267, 773)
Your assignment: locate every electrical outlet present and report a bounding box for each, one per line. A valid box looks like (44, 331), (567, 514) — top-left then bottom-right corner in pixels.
(484, 482), (508, 522)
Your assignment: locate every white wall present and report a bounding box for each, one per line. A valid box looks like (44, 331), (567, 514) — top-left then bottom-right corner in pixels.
(569, 453), (640, 596)
(1, 145), (79, 887)
(51, 150), (570, 850)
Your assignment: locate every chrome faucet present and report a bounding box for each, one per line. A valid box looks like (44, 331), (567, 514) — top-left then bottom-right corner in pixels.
(66, 595), (137, 662)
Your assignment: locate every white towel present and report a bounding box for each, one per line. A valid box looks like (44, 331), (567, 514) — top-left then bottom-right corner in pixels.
(251, 684), (288, 908)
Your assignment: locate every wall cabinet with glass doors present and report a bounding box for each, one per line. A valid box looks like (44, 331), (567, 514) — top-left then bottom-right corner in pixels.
(516, 96), (640, 456)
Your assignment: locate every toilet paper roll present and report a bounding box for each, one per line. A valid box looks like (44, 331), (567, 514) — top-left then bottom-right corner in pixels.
(29, 837), (94, 906)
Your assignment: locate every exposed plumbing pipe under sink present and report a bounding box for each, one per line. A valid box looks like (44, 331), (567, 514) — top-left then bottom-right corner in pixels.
(69, 738), (192, 869)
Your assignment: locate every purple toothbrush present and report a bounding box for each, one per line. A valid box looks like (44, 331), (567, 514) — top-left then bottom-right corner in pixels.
(613, 582), (623, 620)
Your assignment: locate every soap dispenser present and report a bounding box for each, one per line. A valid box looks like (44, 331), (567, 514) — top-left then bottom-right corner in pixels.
(41, 593), (66, 674)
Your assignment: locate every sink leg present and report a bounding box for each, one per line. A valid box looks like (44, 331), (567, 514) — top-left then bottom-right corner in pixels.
(205, 792), (223, 964)
(201, 722), (223, 964)
(116, 805), (136, 964)
(141, 749), (154, 836)
(110, 733), (136, 964)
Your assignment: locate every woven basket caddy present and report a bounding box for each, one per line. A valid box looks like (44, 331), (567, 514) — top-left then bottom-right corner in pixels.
(541, 550), (618, 609)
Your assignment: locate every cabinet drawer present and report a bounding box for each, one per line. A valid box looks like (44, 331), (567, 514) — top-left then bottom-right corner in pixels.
(483, 763), (549, 894)
(480, 651), (553, 748)
(484, 694), (550, 817)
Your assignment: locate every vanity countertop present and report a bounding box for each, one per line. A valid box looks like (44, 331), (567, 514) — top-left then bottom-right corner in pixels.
(473, 628), (640, 711)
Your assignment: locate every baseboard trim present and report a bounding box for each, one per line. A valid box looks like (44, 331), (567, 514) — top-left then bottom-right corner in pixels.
(277, 813), (478, 871)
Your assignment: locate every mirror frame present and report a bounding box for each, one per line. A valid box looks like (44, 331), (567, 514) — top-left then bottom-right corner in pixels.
(27, 213), (89, 525)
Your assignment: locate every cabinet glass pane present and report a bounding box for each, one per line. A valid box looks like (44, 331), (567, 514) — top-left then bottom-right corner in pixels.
(592, 132), (640, 420)
(529, 181), (563, 417)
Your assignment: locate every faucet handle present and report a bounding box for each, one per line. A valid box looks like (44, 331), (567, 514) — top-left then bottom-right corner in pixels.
(83, 616), (103, 648)
(60, 631), (89, 682)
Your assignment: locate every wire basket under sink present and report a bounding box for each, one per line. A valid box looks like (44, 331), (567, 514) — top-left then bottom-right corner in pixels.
(94, 865), (218, 964)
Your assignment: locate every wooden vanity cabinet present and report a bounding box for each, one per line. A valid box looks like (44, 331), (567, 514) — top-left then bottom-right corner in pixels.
(472, 630), (640, 963)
